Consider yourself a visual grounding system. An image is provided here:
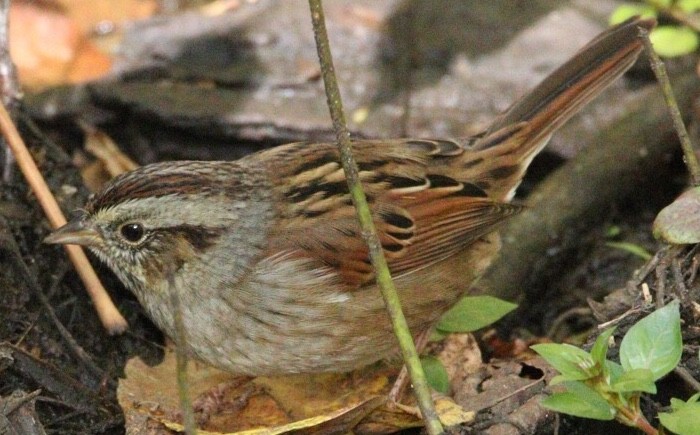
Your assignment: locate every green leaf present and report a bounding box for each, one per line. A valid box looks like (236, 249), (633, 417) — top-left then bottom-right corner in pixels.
(669, 397), (686, 409)
(669, 393), (700, 410)
(654, 187), (700, 244)
(605, 242), (652, 260)
(605, 225), (621, 237)
(609, 368), (656, 394)
(687, 392), (700, 404)
(659, 398), (700, 435)
(650, 26), (699, 58)
(609, 4), (657, 25)
(421, 356), (450, 394)
(591, 328), (617, 383)
(605, 226), (621, 238)
(429, 329), (448, 342)
(620, 301), (682, 380)
(590, 327), (616, 367)
(541, 382), (615, 420)
(549, 374), (568, 385)
(437, 295), (517, 332)
(605, 360), (625, 384)
(531, 343), (597, 380)
(678, 0), (700, 13)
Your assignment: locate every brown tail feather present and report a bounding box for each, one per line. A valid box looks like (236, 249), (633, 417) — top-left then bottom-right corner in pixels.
(470, 17), (655, 199)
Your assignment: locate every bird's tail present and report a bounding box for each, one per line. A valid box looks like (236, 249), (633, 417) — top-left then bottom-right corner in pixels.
(467, 17), (655, 200)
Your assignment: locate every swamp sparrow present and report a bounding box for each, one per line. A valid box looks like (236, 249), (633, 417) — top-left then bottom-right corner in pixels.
(46, 18), (654, 376)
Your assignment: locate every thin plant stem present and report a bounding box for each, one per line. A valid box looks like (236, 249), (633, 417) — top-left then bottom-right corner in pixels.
(616, 402), (658, 435)
(639, 27), (700, 186)
(169, 276), (196, 435)
(306, 1), (443, 434)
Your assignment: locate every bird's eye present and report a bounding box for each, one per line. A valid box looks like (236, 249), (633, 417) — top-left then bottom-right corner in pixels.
(119, 223), (145, 243)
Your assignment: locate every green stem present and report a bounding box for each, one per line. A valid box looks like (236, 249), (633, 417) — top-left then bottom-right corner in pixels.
(616, 405), (658, 435)
(606, 391), (657, 435)
(639, 26), (700, 186)
(306, 2), (443, 434)
(169, 277), (197, 435)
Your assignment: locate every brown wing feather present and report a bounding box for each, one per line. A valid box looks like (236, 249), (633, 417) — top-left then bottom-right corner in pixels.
(390, 197), (521, 275)
(248, 18), (655, 287)
(260, 139), (522, 288)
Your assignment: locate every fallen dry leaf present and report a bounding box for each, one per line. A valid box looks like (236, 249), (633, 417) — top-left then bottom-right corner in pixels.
(79, 123), (139, 191)
(54, 0), (157, 34)
(118, 348), (473, 434)
(10, 2), (112, 89)
(434, 332), (482, 394)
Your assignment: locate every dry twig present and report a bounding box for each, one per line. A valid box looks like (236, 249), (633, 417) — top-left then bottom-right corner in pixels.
(0, 103), (127, 333)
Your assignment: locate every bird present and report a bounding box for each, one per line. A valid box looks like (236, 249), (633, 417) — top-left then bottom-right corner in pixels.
(45, 17), (655, 376)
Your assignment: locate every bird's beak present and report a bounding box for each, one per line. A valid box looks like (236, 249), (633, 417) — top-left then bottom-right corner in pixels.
(44, 220), (102, 247)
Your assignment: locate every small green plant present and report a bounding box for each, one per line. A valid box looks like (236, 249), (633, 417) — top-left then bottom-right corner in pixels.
(605, 241), (653, 260)
(421, 355), (451, 394)
(605, 225), (654, 260)
(610, 0), (700, 57)
(658, 393), (700, 434)
(436, 295), (517, 334)
(532, 301), (698, 435)
(422, 295), (517, 392)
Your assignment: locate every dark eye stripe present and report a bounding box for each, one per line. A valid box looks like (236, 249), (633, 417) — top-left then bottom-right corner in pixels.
(161, 225), (224, 252)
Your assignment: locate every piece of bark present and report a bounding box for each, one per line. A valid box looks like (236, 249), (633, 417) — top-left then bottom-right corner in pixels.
(26, 1), (639, 161)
